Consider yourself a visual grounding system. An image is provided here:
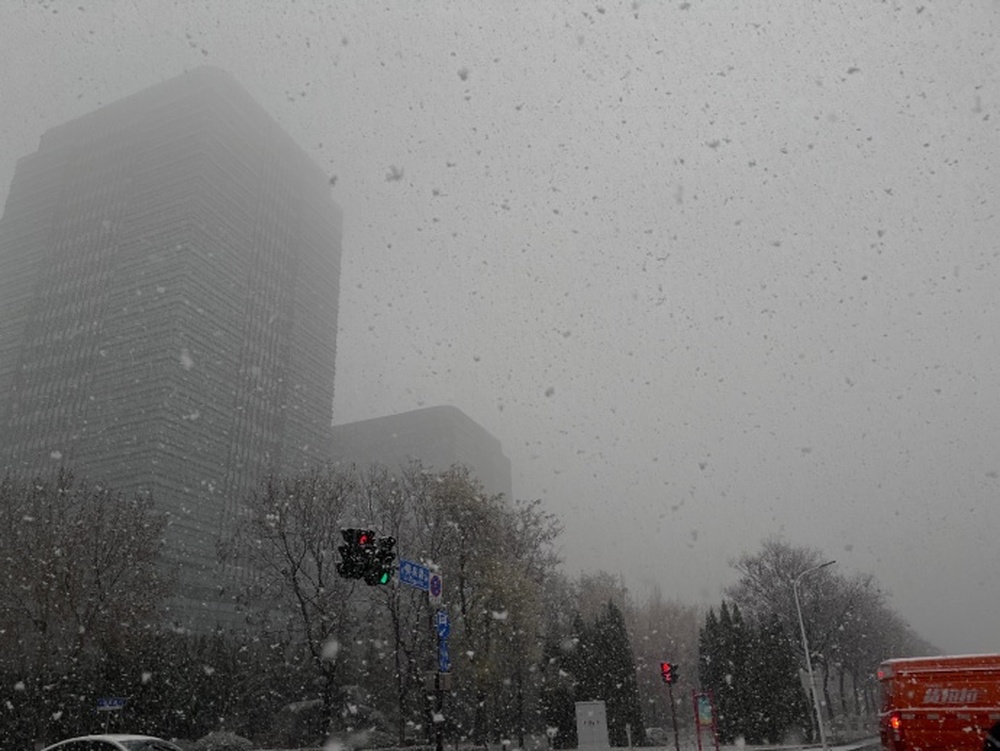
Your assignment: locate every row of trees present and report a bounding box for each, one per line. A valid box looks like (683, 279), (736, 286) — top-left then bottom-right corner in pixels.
(0, 467), (933, 750)
(699, 602), (810, 745)
(222, 461), (565, 748)
(540, 598), (646, 748)
(0, 471), (175, 748)
(697, 538), (937, 745)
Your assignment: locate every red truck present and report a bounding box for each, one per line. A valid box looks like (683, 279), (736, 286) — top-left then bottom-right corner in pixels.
(878, 654), (1000, 751)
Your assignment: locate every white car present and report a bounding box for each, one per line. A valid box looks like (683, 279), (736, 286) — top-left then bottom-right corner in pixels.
(41, 735), (183, 751)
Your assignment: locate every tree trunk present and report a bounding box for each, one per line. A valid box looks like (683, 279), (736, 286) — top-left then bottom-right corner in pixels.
(821, 665), (836, 720)
(838, 669), (848, 716)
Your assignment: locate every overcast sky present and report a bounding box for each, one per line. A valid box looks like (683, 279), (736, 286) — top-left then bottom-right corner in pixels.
(2, 0), (998, 655)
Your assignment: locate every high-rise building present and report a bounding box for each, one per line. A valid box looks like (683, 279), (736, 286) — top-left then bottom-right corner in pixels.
(0, 67), (341, 626)
(330, 406), (513, 501)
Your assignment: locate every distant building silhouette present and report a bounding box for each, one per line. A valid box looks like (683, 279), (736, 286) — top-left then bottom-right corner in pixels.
(0, 67), (341, 626)
(330, 406), (513, 501)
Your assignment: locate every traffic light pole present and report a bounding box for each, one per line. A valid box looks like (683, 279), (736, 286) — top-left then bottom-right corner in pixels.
(669, 685), (680, 751)
(659, 661), (681, 751)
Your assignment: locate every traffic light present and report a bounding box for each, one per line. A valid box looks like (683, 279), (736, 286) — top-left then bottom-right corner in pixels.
(337, 528), (377, 580)
(336, 529), (396, 585)
(364, 535), (396, 586)
(659, 661), (677, 685)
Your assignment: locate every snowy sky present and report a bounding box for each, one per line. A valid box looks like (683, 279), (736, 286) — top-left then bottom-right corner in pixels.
(1, 0), (998, 655)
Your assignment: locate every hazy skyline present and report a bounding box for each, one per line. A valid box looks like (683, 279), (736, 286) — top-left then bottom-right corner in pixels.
(2, 1), (998, 655)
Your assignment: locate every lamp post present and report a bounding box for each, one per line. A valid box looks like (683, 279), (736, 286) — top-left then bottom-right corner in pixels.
(794, 560), (836, 751)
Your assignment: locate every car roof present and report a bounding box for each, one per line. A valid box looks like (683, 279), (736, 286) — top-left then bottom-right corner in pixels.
(42, 735), (181, 749)
(50, 735), (163, 740)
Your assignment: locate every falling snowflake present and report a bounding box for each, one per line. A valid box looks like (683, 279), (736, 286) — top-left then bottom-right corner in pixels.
(323, 638), (340, 661)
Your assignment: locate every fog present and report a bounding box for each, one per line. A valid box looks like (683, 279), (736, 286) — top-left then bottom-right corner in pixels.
(1, 1), (998, 655)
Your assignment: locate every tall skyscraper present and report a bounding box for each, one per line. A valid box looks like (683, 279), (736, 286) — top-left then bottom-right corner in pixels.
(0, 67), (341, 625)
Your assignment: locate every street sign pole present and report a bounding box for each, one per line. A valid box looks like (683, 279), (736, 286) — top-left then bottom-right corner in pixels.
(401, 559), (448, 751)
(96, 697), (126, 733)
(434, 603), (450, 751)
(435, 670), (445, 751)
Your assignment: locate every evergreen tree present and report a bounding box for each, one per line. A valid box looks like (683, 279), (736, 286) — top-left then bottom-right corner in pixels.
(540, 634), (579, 749)
(699, 601), (753, 744)
(555, 602), (646, 748)
(727, 603), (753, 741)
(701, 602), (813, 746)
(698, 607), (721, 692)
(713, 602), (739, 743)
(592, 601), (646, 747)
(752, 614), (812, 744)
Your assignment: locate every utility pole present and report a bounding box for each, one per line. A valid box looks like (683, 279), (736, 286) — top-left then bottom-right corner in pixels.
(794, 560), (836, 751)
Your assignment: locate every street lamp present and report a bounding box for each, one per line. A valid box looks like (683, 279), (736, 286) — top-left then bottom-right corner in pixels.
(794, 560), (836, 751)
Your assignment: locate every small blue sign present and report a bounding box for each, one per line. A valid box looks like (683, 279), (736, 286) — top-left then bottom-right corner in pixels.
(398, 559), (431, 591)
(97, 697), (126, 711)
(438, 638), (450, 673)
(436, 609), (450, 639)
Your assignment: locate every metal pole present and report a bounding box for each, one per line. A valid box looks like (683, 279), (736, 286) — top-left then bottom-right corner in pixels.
(669, 684), (680, 751)
(794, 560), (835, 751)
(435, 670), (444, 751)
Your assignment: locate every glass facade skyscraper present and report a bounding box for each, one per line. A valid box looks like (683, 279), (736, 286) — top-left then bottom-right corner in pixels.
(0, 67), (341, 625)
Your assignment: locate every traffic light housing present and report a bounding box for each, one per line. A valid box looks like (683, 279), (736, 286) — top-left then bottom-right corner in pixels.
(660, 661), (677, 685)
(336, 529), (396, 585)
(364, 535), (396, 586)
(337, 528), (376, 580)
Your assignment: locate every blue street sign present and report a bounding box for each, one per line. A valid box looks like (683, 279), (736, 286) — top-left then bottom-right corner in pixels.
(436, 609), (450, 639)
(398, 559), (430, 591)
(438, 638), (450, 673)
(97, 697), (126, 711)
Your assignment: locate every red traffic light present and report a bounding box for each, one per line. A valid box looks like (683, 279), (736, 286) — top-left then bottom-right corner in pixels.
(342, 528), (376, 547)
(660, 661), (675, 684)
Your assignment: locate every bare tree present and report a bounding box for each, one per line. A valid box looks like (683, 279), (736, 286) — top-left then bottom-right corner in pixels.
(726, 536), (933, 725)
(224, 460), (562, 747)
(0, 470), (171, 748)
(224, 467), (360, 739)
